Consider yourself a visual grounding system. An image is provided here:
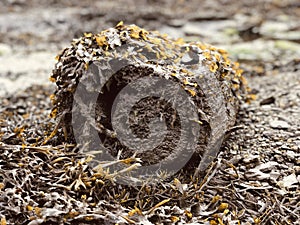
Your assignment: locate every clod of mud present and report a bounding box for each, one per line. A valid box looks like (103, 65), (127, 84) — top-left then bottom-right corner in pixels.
(50, 22), (249, 181)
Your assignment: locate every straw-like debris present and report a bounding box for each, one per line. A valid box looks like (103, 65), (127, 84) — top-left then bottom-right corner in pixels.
(0, 134), (299, 224)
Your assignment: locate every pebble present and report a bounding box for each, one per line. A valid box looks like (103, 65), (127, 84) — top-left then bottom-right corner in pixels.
(0, 43), (12, 56)
(285, 150), (296, 159)
(280, 145), (291, 150)
(280, 173), (299, 188)
(269, 120), (290, 129)
(243, 154), (260, 163)
(167, 19), (186, 28)
(294, 141), (300, 148)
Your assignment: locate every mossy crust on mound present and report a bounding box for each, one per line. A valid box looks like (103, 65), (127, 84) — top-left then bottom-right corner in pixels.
(50, 22), (249, 176)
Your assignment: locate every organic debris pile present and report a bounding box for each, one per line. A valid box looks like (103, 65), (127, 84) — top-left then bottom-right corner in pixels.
(50, 22), (249, 178)
(0, 24), (299, 225)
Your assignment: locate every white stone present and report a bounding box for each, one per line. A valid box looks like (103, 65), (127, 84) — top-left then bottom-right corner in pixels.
(269, 120), (290, 129)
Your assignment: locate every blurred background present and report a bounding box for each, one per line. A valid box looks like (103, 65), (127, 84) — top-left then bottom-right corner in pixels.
(0, 0), (299, 96)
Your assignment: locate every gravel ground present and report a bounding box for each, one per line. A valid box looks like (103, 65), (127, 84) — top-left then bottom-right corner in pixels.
(0, 0), (299, 224)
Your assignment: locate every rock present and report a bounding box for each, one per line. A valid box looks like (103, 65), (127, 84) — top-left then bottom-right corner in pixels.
(269, 120), (290, 129)
(279, 173), (298, 189)
(166, 19), (186, 28)
(0, 43), (12, 56)
(260, 96), (275, 105)
(182, 20), (236, 44)
(275, 40), (300, 52)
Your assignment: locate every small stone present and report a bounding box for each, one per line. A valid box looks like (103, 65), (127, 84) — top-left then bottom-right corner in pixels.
(243, 153), (260, 163)
(260, 96), (275, 105)
(269, 171), (281, 181)
(280, 173), (298, 188)
(167, 19), (186, 28)
(285, 150), (296, 159)
(0, 43), (12, 56)
(281, 145), (291, 150)
(294, 141), (300, 148)
(269, 120), (290, 129)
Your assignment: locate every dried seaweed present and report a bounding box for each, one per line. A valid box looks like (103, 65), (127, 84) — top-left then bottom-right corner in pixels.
(1, 137), (298, 224)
